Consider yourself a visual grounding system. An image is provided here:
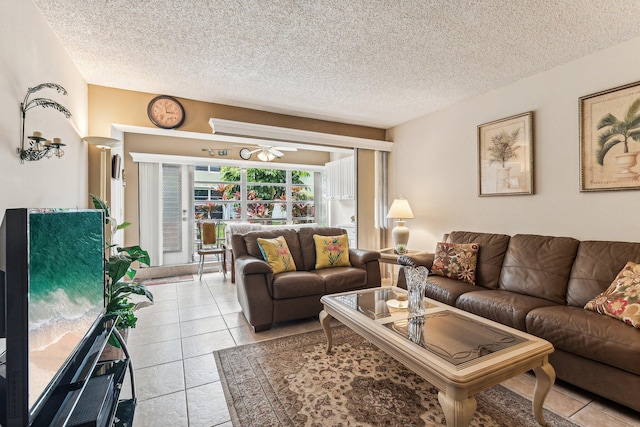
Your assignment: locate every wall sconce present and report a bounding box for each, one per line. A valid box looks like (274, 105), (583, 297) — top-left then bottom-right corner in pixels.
(18, 83), (72, 163)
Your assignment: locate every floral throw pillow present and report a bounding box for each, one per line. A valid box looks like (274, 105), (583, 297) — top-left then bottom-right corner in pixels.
(431, 242), (479, 285)
(584, 261), (640, 329)
(257, 236), (297, 274)
(313, 234), (351, 269)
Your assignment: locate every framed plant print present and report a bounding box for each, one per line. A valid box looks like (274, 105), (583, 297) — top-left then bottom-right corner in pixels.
(478, 112), (534, 196)
(580, 81), (640, 191)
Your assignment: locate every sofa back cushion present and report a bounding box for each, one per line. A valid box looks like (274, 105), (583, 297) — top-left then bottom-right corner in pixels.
(447, 231), (511, 289)
(499, 234), (579, 304)
(298, 227), (348, 271)
(567, 240), (640, 307)
(242, 229), (304, 270)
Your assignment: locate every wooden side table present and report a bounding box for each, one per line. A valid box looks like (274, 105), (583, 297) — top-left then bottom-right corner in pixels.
(378, 248), (421, 285)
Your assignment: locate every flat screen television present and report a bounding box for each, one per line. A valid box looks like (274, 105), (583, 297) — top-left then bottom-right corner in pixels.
(0, 208), (106, 426)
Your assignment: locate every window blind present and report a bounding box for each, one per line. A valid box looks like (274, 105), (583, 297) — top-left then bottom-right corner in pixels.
(162, 165), (182, 252)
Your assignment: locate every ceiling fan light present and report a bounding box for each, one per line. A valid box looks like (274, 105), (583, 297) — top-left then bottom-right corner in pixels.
(257, 150), (275, 162)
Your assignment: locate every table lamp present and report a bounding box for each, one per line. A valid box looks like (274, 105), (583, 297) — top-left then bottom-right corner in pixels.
(387, 197), (414, 254)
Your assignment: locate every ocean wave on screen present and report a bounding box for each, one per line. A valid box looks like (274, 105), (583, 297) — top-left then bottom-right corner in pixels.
(29, 288), (102, 351)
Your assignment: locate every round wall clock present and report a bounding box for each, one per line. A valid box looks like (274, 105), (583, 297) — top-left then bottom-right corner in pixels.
(147, 95), (185, 129)
(239, 148), (252, 160)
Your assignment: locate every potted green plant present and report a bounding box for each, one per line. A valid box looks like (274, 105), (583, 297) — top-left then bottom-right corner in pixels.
(596, 98), (640, 180)
(91, 195), (153, 346)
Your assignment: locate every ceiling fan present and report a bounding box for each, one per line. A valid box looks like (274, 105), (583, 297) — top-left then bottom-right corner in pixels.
(240, 145), (297, 162)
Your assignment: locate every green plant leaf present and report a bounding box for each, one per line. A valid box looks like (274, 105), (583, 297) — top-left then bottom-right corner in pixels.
(118, 245), (151, 267)
(107, 253), (133, 285)
(107, 333), (121, 348)
(110, 282), (154, 303)
(90, 193), (111, 219)
(94, 193), (153, 333)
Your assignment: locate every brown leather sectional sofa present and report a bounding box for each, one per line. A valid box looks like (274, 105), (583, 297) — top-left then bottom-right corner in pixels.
(232, 227), (381, 332)
(397, 231), (640, 412)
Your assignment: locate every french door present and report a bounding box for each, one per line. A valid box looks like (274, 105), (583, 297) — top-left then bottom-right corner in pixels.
(161, 164), (193, 265)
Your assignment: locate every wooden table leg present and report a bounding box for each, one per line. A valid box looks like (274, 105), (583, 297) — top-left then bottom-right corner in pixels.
(319, 310), (332, 353)
(438, 391), (476, 427)
(533, 361), (556, 426)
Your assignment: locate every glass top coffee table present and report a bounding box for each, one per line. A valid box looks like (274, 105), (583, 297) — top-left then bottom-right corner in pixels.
(319, 287), (555, 427)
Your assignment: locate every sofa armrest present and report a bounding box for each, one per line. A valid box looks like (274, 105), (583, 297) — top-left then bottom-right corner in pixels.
(235, 255), (273, 275)
(396, 252), (434, 289)
(398, 252), (435, 269)
(349, 248), (381, 268)
(348, 249), (382, 288)
(234, 255), (274, 332)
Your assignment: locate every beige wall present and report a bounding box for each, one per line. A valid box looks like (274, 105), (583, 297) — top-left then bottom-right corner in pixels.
(356, 149), (380, 250)
(0, 1), (88, 218)
(388, 35), (640, 251)
(88, 85), (385, 246)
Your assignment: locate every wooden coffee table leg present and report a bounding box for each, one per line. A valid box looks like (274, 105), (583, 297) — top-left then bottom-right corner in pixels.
(438, 390), (476, 427)
(319, 310), (332, 353)
(533, 361), (556, 426)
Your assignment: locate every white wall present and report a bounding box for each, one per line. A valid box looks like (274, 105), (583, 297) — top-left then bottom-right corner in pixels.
(0, 1), (88, 218)
(389, 35), (640, 251)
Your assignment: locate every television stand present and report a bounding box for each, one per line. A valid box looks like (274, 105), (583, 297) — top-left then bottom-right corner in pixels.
(30, 316), (136, 427)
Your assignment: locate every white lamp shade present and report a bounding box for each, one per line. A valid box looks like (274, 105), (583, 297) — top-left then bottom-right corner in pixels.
(257, 150), (275, 162)
(387, 198), (414, 219)
(83, 136), (121, 149)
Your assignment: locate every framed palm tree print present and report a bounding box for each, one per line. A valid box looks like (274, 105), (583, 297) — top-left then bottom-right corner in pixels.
(580, 80), (640, 191)
(478, 112), (534, 196)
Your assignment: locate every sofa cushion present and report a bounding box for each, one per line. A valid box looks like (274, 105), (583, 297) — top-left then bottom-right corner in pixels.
(243, 229), (304, 270)
(526, 305), (640, 375)
(257, 236), (297, 274)
(271, 271), (325, 299)
(431, 242), (478, 285)
(499, 234), (579, 304)
(584, 261), (640, 328)
(313, 234), (351, 269)
(447, 231), (511, 289)
(567, 240), (640, 307)
(456, 289), (558, 331)
(423, 275), (476, 306)
(314, 267), (367, 294)
(298, 227), (347, 270)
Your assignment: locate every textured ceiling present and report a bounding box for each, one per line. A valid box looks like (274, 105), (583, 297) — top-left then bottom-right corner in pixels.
(32, 0), (640, 129)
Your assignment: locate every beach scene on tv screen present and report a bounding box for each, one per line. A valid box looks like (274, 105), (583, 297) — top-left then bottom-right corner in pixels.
(27, 210), (104, 408)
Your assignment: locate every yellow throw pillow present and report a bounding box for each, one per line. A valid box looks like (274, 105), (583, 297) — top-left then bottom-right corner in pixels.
(257, 236), (297, 274)
(584, 261), (640, 329)
(313, 234), (351, 269)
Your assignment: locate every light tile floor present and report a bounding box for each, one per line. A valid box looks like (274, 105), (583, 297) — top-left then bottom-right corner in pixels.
(125, 273), (640, 427)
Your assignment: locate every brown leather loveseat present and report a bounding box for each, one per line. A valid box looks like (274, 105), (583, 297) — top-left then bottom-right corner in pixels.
(398, 231), (640, 413)
(232, 227), (381, 332)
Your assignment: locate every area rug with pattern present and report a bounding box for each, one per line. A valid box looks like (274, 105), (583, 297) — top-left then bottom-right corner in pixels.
(214, 326), (578, 427)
